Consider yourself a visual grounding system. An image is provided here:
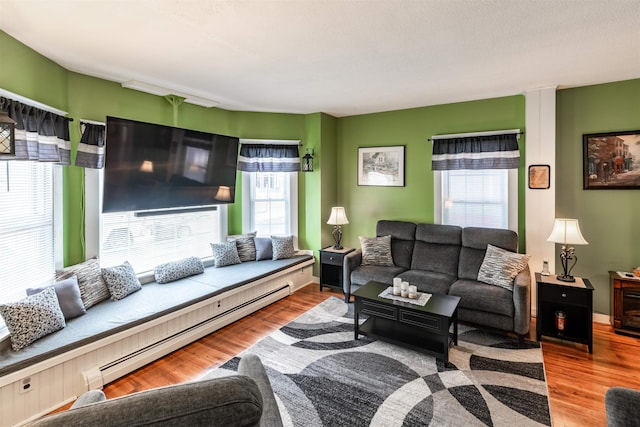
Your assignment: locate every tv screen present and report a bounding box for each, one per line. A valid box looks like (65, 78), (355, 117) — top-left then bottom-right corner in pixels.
(103, 116), (239, 213)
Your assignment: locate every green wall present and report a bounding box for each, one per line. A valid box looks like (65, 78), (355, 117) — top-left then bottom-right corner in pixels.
(556, 79), (640, 315)
(336, 96), (527, 249)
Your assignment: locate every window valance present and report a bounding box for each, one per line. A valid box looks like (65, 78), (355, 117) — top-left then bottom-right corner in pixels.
(431, 132), (520, 170)
(76, 122), (105, 169)
(237, 143), (300, 172)
(0, 96), (71, 163)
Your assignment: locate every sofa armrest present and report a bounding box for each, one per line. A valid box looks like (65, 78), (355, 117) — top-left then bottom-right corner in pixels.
(343, 249), (363, 297)
(239, 354), (283, 427)
(70, 390), (106, 409)
(512, 265), (531, 336)
(605, 386), (640, 427)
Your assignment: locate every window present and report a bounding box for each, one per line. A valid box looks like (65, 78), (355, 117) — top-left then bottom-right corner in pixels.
(95, 170), (227, 274)
(242, 171), (298, 240)
(435, 169), (517, 231)
(0, 162), (57, 329)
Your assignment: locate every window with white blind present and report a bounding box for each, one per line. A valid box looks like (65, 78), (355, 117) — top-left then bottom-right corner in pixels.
(435, 169), (518, 231)
(100, 208), (223, 273)
(242, 171), (298, 239)
(0, 162), (55, 328)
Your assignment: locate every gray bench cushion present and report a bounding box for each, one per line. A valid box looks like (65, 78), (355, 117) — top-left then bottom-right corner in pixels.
(0, 256), (312, 377)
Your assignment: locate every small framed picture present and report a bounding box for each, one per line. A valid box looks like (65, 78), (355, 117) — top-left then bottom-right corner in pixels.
(357, 146), (405, 187)
(528, 164), (550, 189)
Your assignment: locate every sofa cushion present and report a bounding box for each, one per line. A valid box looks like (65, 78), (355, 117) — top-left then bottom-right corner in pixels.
(458, 227), (518, 280)
(350, 265), (407, 287)
(102, 261), (142, 301)
(411, 223), (462, 276)
(376, 220), (416, 269)
(0, 287), (66, 351)
(56, 258), (110, 309)
(397, 270), (455, 295)
(211, 241), (242, 267)
(477, 244), (530, 290)
(449, 279), (515, 317)
(359, 235), (394, 266)
(154, 257), (205, 284)
(27, 276), (86, 320)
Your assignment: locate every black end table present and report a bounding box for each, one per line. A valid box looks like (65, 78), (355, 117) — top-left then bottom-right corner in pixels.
(353, 281), (460, 363)
(535, 273), (594, 353)
(319, 246), (354, 302)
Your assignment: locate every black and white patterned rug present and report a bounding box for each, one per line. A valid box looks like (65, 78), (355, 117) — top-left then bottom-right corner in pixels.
(201, 297), (551, 426)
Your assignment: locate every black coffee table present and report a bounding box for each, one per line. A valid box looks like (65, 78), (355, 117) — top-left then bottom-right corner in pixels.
(353, 281), (460, 363)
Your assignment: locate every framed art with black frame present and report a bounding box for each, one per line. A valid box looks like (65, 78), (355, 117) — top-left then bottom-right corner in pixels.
(528, 164), (550, 189)
(583, 130), (640, 189)
(357, 146), (405, 187)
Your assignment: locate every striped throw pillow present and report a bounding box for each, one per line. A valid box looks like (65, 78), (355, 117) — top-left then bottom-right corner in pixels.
(359, 235), (394, 267)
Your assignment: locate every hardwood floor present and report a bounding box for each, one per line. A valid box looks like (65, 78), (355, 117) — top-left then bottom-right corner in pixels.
(57, 284), (640, 426)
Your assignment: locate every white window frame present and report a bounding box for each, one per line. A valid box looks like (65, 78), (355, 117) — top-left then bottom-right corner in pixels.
(86, 168), (229, 275)
(434, 169), (518, 232)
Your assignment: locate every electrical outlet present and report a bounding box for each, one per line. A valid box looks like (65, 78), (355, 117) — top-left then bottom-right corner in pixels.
(17, 377), (34, 394)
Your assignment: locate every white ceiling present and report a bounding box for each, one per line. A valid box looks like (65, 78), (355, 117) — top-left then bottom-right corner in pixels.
(1, 0), (639, 117)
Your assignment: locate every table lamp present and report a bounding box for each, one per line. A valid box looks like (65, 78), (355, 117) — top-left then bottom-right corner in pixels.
(546, 218), (588, 282)
(327, 207), (349, 249)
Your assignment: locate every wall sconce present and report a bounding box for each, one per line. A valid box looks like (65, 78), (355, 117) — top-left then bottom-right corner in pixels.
(547, 218), (589, 282)
(0, 111), (16, 156)
(302, 148), (314, 172)
(327, 206), (349, 249)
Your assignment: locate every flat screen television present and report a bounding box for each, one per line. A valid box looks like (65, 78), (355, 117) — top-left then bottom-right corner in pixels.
(103, 116), (239, 213)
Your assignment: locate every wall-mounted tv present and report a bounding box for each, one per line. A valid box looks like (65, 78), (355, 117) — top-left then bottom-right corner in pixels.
(103, 116), (239, 213)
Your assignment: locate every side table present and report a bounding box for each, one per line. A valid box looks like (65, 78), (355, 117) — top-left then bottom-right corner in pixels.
(319, 247), (354, 302)
(536, 273), (594, 353)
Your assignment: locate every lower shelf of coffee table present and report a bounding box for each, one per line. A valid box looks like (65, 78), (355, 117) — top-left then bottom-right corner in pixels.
(358, 317), (453, 362)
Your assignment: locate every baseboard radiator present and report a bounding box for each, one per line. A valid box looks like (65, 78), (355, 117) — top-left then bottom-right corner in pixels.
(3, 260), (313, 427)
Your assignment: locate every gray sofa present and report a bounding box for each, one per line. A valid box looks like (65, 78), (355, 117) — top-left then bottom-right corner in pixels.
(344, 220), (531, 338)
(30, 354), (283, 427)
(605, 386), (640, 427)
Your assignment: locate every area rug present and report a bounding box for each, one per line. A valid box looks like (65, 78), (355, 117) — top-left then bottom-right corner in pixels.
(201, 297), (551, 426)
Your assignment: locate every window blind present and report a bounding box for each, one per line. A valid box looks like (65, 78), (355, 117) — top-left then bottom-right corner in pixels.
(0, 162), (54, 327)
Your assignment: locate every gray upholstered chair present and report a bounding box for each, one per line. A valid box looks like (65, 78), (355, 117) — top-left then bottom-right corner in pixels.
(30, 354), (282, 427)
(605, 386), (640, 427)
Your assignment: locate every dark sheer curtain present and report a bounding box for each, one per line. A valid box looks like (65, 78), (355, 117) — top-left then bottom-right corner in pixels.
(237, 143), (300, 172)
(0, 96), (71, 163)
(432, 133), (520, 170)
(76, 123), (105, 168)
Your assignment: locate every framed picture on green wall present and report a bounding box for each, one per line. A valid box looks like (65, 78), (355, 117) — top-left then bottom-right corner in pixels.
(583, 130), (640, 189)
(357, 146), (405, 187)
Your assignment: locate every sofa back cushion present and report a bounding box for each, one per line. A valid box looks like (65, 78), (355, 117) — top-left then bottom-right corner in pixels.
(411, 223), (462, 276)
(376, 220), (417, 269)
(458, 227), (518, 280)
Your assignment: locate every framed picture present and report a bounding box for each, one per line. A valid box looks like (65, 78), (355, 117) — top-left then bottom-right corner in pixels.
(528, 164), (550, 189)
(583, 130), (640, 189)
(358, 146), (405, 186)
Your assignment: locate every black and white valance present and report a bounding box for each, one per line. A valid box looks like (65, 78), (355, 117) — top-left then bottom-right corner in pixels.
(432, 133), (520, 170)
(76, 122), (105, 169)
(0, 96), (71, 163)
(237, 143), (300, 172)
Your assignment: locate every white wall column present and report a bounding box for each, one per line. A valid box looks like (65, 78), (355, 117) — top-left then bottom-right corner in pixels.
(525, 87), (557, 315)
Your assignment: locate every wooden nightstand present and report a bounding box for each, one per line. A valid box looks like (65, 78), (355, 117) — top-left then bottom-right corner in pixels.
(319, 247), (355, 302)
(536, 273), (594, 353)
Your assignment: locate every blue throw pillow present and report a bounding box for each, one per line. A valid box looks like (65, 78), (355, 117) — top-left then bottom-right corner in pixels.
(27, 275), (86, 320)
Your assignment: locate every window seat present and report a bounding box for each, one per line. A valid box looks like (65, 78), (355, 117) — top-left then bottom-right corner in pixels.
(0, 254), (314, 426)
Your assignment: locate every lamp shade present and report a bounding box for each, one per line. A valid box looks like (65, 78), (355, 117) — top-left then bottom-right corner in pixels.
(547, 218), (588, 245)
(215, 185), (232, 201)
(327, 207), (349, 225)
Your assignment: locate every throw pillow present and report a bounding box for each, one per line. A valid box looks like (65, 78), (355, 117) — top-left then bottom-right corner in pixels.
(359, 235), (394, 267)
(271, 235), (295, 260)
(0, 287), (66, 351)
(254, 237), (273, 261)
(227, 232), (257, 262)
(477, 244), (531, 291)
(101, 261), (142, 301)
(154, 256), (205, 284)
(210, 241), (242, 267)
(56, 258), (110, 309)
(26, 276), (86, 320)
